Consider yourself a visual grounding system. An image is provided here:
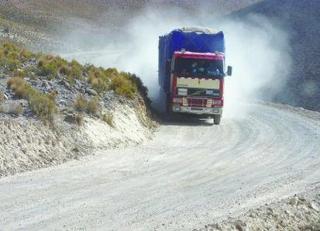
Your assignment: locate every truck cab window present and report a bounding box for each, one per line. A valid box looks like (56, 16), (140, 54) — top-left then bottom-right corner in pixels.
(174, 58), (224, 78)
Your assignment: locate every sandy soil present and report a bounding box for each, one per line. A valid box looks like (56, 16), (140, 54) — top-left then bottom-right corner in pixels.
(0, 104), (152, 177)
(197, 188), (320, 231)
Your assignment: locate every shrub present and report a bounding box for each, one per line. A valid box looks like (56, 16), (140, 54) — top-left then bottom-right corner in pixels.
(37, 55), (68, 78)
(29, 93), (57, 122)
(130, 74), (151, 105)
(75, 113), (84, 126)
(2, 43), (20, 54)
(74, 94), (87, 112)
(0, 91), (5, 102)
(5, 57), (20, 72)
(14, 69), (26, 78)
(48, 91), (58, 102)
(19, 49), (33, 60)
(74, 95), (99, 115)
(7, 77), (31, 98)
(110, 73), (137, 99)
(7, 77), (25, 92)
(87, 97), (99, 115)
(7, 77), (57, 123)
(0, 43), (34, 72)
(102, 113), (114, 127)
(69, 59), (83, 79)
(87, 67), (110, 93)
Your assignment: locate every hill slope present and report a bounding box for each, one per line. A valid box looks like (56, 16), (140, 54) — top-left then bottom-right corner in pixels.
(0, 0), (261, 49)
(230, 0), (320, 111)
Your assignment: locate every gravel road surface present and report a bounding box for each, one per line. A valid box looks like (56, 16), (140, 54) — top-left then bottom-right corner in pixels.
(0, 103), (320, 230)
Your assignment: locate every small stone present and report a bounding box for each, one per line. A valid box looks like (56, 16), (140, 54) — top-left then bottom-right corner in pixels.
(42, 80), (50, 89)
(266, 207), (273, 215)
(289, 197), (298, 206)
(309, 202), (320, 211)
(85, 88), (98, 96)
(234, 220), (247, 231)
(285, 210), (293, 216)
(207, 224), (222, 230)
(64, 113), (76, 123)
(60, 80), (71, 90)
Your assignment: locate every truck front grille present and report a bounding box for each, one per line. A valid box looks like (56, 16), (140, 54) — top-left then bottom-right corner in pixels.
(188, 98), (206, 107)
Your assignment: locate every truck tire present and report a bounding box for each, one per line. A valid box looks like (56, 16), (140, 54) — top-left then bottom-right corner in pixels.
(213, 115), (221, 125)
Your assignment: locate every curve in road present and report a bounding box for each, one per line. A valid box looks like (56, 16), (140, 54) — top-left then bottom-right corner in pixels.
(0, 103), (319, 230)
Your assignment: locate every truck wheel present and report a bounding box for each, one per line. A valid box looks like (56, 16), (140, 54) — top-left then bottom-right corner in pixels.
(213, 115), (221, 125)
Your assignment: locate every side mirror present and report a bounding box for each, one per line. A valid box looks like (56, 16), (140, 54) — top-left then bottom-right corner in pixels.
(227, 66), (232, 76)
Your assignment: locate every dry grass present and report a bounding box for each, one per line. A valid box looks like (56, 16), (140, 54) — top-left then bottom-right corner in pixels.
(74, 95), (99, 115)
(87, 97), (99, 115)
(87, 66), (111, 93)
(1, 43), (141, 100)
(102, 113), (114, 127)
(7, 77), (57, 122)
(75, 113), (84, 126)
(110, 72), (137, 99)
(87, 66), (138, 98)
(74, 94), (87, 112)
(0, 91), (5, 102)
(37, 55), (84, 82)
(0, 42), (35, 72)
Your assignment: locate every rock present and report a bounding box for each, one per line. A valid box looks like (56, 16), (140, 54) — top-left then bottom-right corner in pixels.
(85, 88), (98, 96)
(289, 197), (299, 206)
(234, 220), (247, 231)
(64, 113), (77, 123)
(309, 202), (320, 212)
(41, 80), (51, 90)
(59, 80), (71, 90)
(285, 209), (293, 217)
(207, 224), (222, 230)
(58, 99), (67, 106)
(266, 207), (274, 215)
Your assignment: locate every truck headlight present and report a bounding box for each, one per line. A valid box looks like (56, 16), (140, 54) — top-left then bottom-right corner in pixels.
(178, 88), (188, 96)
(206, 99), (213, 108)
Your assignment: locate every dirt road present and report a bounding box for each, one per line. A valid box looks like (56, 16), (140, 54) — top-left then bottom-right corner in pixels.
(0, 103), (319, 230)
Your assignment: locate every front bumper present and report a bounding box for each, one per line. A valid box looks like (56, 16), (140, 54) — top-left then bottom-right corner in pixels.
(172, 105), (222, 115)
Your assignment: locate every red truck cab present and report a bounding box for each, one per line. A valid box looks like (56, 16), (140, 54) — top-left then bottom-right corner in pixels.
(169, 51), (229, 124)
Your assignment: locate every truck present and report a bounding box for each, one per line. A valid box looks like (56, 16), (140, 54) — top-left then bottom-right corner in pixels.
(158, 27), (232, 125)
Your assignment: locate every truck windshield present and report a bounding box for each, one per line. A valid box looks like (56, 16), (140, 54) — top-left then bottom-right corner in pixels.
(174, 58), (224, 78)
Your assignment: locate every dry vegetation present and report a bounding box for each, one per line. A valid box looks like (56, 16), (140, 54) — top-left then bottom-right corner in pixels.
(7, 77), (57, 122)
(74, 94), (99, 115)
(0, 42), (147, 124)
(0, 91), (5, 102)
(102, 112), (114, 127)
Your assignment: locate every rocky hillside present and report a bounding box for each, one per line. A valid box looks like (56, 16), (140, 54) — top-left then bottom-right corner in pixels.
(0, 42), (154, 177)
(230, 0), (320, 111)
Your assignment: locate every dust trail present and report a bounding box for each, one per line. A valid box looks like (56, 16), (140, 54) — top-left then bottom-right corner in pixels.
(59, 7), (291, 119)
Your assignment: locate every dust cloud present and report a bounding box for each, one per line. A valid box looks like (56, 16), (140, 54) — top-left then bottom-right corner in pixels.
(60, 7), (292, 119)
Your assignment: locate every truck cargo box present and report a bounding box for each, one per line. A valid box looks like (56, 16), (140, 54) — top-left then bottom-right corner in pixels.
(159, 28), (225, 93)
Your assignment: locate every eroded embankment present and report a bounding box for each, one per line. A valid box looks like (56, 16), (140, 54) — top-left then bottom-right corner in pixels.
(0, 103), (153, 177)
